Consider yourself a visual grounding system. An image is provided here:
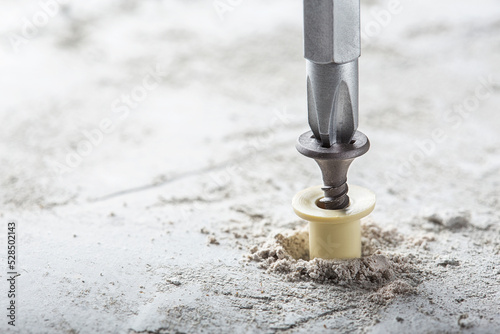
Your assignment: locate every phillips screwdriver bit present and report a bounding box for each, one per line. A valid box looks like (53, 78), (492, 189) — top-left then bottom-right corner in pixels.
(304, 0), (360, 147)
(297, 0), (369, 210)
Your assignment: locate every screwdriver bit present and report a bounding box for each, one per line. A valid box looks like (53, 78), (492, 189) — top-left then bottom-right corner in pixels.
(297, 0), (369, 210)
(304, 0), (360, 147)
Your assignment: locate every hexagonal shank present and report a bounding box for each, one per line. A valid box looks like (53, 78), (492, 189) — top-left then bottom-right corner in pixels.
(304, 0), (360, 64)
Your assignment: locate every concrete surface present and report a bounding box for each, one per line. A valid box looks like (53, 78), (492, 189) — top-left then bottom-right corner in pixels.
(0, 0), (499, 333)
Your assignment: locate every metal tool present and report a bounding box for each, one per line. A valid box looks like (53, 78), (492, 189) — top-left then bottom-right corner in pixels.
(297, 0), (370, 210)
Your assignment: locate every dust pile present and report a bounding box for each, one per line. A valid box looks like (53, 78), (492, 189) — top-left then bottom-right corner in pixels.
(248, 220), (421, 293)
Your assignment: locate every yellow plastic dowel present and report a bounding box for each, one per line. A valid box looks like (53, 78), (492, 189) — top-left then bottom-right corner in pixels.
(292, 185), (376, 260)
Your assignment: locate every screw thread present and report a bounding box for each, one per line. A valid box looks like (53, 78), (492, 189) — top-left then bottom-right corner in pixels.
(317, 183), (349, 210)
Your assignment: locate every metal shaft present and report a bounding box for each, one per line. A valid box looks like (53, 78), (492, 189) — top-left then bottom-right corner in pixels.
(304, 0), (360, 147)
(298, 0), (366, 210)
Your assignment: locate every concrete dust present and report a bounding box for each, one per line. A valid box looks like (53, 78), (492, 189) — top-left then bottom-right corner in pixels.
(248, 220), (421, 300)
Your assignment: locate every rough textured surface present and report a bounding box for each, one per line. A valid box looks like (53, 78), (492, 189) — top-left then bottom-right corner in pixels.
(248, 220), (421, 291)
(1, 0), (500, 333)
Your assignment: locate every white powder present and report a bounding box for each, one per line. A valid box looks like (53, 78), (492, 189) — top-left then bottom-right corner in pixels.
(248, 220), (420, 295)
